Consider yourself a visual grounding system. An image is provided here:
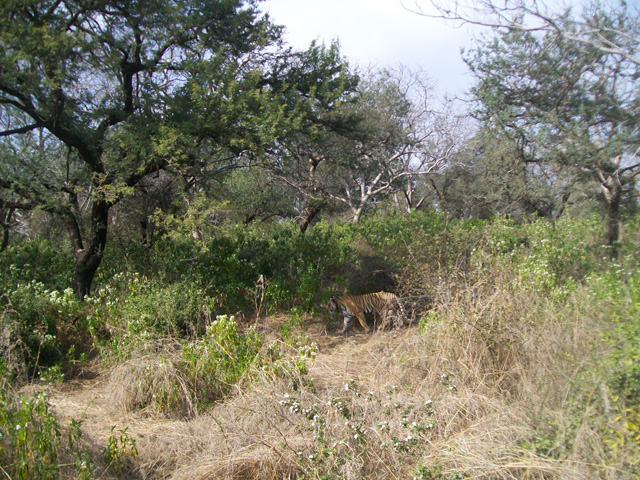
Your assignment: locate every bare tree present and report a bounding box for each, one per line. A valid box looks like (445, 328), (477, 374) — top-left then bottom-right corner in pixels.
(404, 0), (640, 65)
(389, 81), (471, 214)
(270, 67), (466, 225)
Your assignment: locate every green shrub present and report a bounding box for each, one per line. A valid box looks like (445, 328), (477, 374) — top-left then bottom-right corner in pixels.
(103, 426), (138, 475)
(98, 221), (356, 314)
(0, 361), (92, 479)
(0, 390), (60, 480)
(181, 315), (263, 404)
(116, 280), (212, 338)
(1, 282), (89, 378)
(598, 271), (640, 404)
(88, 273), (216, 360)
(0, 239), (74, 293)
(357, 210), (449, 251)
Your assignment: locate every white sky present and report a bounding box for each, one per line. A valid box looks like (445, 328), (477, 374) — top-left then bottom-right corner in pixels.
(262, 0), (480, 98)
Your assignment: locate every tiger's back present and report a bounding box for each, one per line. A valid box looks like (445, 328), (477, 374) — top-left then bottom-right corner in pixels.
(328, 291), (406, 333)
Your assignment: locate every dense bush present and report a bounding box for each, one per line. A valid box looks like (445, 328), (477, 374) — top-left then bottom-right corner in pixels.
(98, 220), (358, 313)
(0, 240), (74, 293)
(182, 315), (263, 404)
(88, 273), (215, 361)
(0, 282), (89, 380)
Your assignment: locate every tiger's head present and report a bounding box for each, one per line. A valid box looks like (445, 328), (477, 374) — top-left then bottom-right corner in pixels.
(327, 296), (338, 313)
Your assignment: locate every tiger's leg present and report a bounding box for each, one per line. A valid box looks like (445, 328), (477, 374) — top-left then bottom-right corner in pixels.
(355, 311), (370, 332)
(340, 313), (354, 333)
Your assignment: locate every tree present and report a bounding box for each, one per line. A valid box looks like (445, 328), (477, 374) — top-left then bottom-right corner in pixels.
(426, 130), (563, 219)
(408, 0), (640, 65)
(327, 68), (458, 223)
(409, 0), (640, 254)
(253, 40), (361, 232)
(0, 173), (34, 251)
(266, 67), (462, 226)
(0, 0), (351, 298)
(217, 168), (296, 225)
(0, 205), (18, 251)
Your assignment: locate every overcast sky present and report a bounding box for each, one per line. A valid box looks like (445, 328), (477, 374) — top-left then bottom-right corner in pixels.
(262, 0), (481, 98)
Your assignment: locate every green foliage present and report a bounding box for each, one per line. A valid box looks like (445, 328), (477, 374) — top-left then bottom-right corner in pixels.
(427, 131), (561, 220)
(113, 279), (211, 338)
(412, 463), (464, 480)
(0, 240), (74, 293)
(181, 315), (263, 403)
(357, 210), (449, 251)
(87, 273), (215, 360)
(0, 391), (60, 480)
(149, 194), (227, 245)
(465, 4), (640, 252)
(388, 211), (640, 474)
(472, 216), (604, 297)
(1, 281), (89, 377)
(98, 220), (356, 313)
(262, 320), (318, 388)
(219, 168), (296, 225)
(0, 0), (360, 300)
(66, 419), (94, 480)
(516, 264), (640, 471)
(597, 269), (640, 404)
(603, 397), (640, 472)
(0, 361), (92, 479)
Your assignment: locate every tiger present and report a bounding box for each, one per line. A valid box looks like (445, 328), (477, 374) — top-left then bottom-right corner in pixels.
(327, 291), (407, 334)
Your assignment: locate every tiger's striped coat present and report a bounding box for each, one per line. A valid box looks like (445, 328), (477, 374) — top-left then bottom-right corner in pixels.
(327, 291), (406, 333)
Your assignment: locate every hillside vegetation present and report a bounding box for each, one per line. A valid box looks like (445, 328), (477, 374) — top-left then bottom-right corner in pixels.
(1, 212), (639, 479)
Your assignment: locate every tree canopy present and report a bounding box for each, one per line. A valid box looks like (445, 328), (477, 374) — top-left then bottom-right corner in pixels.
(462, 3), (640, 254)
(0, 0), (356, 298)
(1, 0), (639, 299)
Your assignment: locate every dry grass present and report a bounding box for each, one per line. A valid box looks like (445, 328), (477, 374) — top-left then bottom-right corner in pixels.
(46, 265), (630, 480)
(106, 353), (197, 418)
(168, 447), (300, 480)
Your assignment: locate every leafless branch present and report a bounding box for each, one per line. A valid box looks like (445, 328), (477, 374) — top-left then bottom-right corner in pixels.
(0, 123), (44, 137)
(403, 0), (640, 66)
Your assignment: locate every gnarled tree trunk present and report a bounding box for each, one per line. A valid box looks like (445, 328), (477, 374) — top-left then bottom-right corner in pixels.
(67, 200), (110, 300)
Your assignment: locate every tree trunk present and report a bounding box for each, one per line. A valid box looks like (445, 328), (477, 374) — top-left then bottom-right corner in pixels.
(140, 218), (151, 246)
(601, 175), (622, 259)
(0, 208), (13, 252)
(298, 201), (323, 233)
(353, 204), (365, 224)
(70, 201), (110, 300)
(0, 227), (8, 251)
(297, 155), (326, 234)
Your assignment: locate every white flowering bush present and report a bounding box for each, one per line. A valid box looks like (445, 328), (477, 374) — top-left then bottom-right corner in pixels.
(88, 273), (216, 361)
(1, 280), (89, 378)
(276, 379), (441, 478)
(263, 320), (318, 383)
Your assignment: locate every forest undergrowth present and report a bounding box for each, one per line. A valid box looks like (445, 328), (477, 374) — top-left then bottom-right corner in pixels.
(1, 212), (639, 479)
